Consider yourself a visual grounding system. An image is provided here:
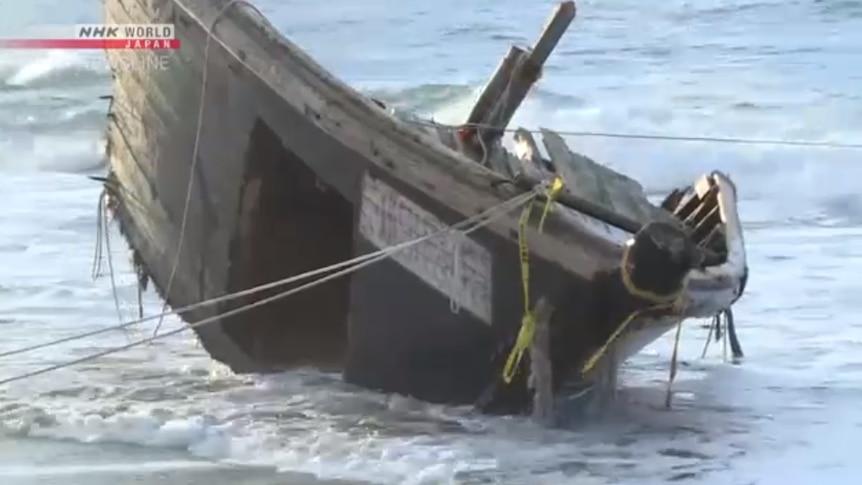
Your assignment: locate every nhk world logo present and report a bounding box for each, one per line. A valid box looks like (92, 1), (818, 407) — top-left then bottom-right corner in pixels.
(0, 24), (180, 50)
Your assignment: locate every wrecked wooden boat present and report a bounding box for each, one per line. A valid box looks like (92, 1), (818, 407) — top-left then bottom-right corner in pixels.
(101, 0), (748, 416)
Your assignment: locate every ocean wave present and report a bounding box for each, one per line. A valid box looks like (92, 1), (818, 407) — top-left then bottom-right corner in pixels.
(364, 82), (590, 120)
(0, 51), (109, 91)
(0, 366), (750, 485)
(358, 80), (861, 226)
(0, 131), (106, 174)
(816, 0), (862, 19)
(0, 104), (108, 134)
(365, 83), (476, 115)
(0, 66), (855, 220)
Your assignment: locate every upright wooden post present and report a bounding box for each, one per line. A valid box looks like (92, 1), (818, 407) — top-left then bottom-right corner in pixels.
(529, 297), (556, 426)
(461, 2), (577, 162)
(464, 46), (525, 128)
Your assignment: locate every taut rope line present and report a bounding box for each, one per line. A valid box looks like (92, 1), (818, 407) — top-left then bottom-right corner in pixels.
(423, 119), (862, 150)
(153, 0), (251, 339)
(0, 189), (537, 362)
(0, 189), (536, 385)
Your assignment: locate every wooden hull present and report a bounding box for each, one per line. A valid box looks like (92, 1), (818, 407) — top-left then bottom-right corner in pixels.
(103, 0), (748, 411)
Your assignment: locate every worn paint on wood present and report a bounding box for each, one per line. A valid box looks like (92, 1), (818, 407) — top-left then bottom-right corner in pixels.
(358, 173), (493, 323)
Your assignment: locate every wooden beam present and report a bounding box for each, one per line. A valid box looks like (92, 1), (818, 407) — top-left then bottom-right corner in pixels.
(512, 128), (549, 181)
(479, 2), (576, 145)
(465, 46), (525, 127)
(540, 128), (612, 209)
(527, 1), (578, 68)
(529, 297), (556, 426)
(463, 1), (577, 158)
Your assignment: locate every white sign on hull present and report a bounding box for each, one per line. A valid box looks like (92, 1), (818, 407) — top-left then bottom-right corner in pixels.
(358, 174), (493, 324)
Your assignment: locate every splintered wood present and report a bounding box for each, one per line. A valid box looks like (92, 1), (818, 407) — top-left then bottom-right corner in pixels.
(464, 2), (576, 153)
(541, 128), (611, 208)
(529, 297), (556, 426)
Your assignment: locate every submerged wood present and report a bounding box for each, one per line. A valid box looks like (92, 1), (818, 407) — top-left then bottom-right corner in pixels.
(101, 0), (749, 417)
(529, 297), (555, 426)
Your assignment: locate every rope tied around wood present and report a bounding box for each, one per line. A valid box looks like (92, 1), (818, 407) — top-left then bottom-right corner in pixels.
(502, 176), (564, 384)
(581, 242), (689, 377)
(0, 189), (539, 385)
(152, 0), (258, 340)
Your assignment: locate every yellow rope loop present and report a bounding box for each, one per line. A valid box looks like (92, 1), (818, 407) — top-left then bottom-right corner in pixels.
(619, 241), (684, 305)
(538, 176), (565, 233)
(502, 198), (535, 383)
(582, 236), (690, 375)
(502, 312), (537, 383)
(580, 300), (681, 376)
(502, 177), (565, 384)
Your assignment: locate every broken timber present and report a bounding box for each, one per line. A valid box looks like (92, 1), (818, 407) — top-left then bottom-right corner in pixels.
(456, 1), (655, 235)
(453, 1), (653, 235)
(462, 1), (577, 157)
(451, 0), (724, 267)
(529, 297), (555, 426)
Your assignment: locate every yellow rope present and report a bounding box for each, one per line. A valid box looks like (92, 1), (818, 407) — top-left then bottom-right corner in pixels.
(0, 190), (537, 384)
(581, 242), (686, 375)
(537, 176), (564, 232)
(619, 240), (684, 304)
(502, 177), (564, 384)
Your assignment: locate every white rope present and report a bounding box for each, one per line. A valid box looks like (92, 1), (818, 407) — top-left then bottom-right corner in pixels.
(0, 189), (537, 361)
(0, 189), (536, 385)
(101, 192), (124, 325)
(91, 189), (133, 342)
(91, 191), (105, 280)
(427, 119), (862, 150)
(152, 0), (248, 339)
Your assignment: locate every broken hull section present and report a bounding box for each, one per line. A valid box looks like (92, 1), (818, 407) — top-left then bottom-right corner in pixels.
(102, 0), (749, 412)
(104, 0), (606, 406)
(104, 0), (366, 373)
(593, 172), (747, 380)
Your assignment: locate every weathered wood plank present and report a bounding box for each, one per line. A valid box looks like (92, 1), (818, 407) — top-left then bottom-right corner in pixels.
(484, 140), (519, 176)
(500, 152), (525, 179)
(529, 297), (556, 426)
(602, 168), (651, 221)
(358, 173), (494, 323)
(468, 2), (576, 151)
(571, 152), (654, 222)
(432, 122), (457, 150)
(540, 128), (613, 209)
(513, 128), (549, 181)
(465, 46), (525, 128)
(139, 0), (631, 284)
(529, 1), (578, 66)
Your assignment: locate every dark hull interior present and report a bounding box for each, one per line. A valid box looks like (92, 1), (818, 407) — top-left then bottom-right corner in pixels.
(220, 120), (353, 371)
